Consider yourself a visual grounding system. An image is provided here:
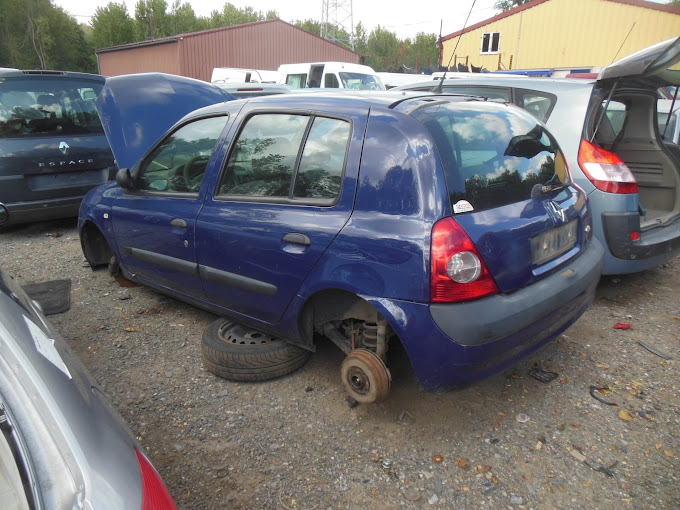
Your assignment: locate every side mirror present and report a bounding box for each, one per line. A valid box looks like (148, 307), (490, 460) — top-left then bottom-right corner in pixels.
(116, 168), (134, 189)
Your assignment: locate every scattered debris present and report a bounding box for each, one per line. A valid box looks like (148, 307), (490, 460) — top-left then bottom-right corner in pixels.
(638, 340), (673, 360)
(516, 413), (530, 423)
(305, 386), (314, 392)
(569, 449), (587, 463)
(434, 478), (443, 495)
(428, 494), (439, 505)
(403, 487), (421, 502)
(431, 454), (444, 464)
(528, 367), (559, 383)
(397, 410), (415, 425)
(613, 323), (632, 330)
(585, 460), (618, 477)
(346, 396), (359, 409)
(618, 409), (633, 421)
(457, 458), (469, 469)
(45, 232), (62, 238)
(510, 494), (524, 505)
(589, 385), (618, 406)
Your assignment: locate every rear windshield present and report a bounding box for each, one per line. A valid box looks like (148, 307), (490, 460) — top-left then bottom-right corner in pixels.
(0, 77), (104, 138)
(412, 101), (570, 212)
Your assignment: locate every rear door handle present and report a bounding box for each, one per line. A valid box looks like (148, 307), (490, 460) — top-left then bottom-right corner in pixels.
(282, 233), (310, 246)
(171, 218), (187, 228)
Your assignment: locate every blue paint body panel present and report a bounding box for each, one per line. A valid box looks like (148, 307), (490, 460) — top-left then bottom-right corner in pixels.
(79, 75), (605, 392)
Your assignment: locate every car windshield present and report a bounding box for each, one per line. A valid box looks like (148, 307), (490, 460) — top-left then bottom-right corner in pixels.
(411, 102), (570, 212)
(339, 72), (384, 90)
(0, 77), (104, 138)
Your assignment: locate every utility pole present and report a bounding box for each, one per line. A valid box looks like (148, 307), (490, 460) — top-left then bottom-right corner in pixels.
(321, 0), (354, 50)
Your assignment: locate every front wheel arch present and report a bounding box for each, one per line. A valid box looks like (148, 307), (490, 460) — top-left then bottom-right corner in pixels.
(80, 221), (113, 268)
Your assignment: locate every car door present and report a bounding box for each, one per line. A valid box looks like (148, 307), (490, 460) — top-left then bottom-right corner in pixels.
(111, 114), (229, 299)
(196, 106), (366, 324)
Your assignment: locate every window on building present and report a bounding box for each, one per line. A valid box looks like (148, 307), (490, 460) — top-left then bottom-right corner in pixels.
(481, 32), (501, 54)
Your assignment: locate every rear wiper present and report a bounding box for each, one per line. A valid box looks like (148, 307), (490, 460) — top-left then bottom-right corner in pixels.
(531, 181), (566, 198)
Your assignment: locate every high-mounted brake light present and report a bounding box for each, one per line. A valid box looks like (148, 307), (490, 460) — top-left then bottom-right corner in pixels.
(135, 449), (177, 510)
(430, 217), (498, 302)
(577, 139), (637, 194)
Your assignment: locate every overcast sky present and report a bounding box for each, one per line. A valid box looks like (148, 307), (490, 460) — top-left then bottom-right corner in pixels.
(52, 0), (503, 40)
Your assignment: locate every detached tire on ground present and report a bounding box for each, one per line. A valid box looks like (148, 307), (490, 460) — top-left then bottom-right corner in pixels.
(201, 318), (311, 382)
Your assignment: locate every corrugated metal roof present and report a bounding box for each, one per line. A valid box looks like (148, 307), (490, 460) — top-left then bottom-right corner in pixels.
(95, 18), (359, 59)
(440, 0), (680, 42)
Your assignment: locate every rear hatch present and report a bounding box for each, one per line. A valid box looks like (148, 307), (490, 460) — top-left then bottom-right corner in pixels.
(411, 100), (590, 293)
(589, 37), (680, 230)
(0, 73), (115, 203)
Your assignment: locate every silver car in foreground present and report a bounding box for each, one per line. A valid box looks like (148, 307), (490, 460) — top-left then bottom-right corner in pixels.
(396, 37), (680, 275)
(0, 265), (176, 509)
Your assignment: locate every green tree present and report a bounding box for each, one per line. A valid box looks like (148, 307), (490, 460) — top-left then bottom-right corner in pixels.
(365, 26), (400, 71)
(668, 0), (680, 6)
(134, 0), (172, 39)
(0, 0), (95, 72)
(91, 2), (136, 49)
(494, 0), (532, 11)
(293, 19), (322, 37)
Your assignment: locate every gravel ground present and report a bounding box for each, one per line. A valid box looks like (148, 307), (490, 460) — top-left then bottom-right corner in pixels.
(1, 218), (679, 510)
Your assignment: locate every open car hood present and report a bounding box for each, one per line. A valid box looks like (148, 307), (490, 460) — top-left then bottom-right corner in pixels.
(598, 37), (680, 87)
(96, 73), (234, 170)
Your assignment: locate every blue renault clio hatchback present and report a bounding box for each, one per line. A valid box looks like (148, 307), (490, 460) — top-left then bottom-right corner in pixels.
(79, 73), (603, 403)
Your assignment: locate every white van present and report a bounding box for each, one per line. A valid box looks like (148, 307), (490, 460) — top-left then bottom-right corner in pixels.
(277, 62), (385, 90)
(211, 67), (281, 84)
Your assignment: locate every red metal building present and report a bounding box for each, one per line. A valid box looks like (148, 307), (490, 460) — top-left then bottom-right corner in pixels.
(96, 18), (362, 81)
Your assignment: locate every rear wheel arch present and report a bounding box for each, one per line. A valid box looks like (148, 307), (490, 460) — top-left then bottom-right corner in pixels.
(299, 289), (405, 354)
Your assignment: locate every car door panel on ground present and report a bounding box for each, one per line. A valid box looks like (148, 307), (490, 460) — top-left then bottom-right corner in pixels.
(196, 108), (367, 324)
(112, 115), (229, 299)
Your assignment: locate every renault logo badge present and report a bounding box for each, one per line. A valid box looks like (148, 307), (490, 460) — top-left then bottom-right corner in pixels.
(548, 201), (567, 223)
(59, 141), (69, 155)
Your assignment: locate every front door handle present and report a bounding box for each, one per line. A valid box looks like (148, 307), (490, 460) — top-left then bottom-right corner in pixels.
(282, 233), (310, 246)
(171, 218), (187, 228)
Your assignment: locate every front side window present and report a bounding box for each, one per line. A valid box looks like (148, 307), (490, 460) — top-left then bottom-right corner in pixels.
(218, 113), (350, 202)
(137, 115), (228, 194)
(0, 78), (104, 138)
(285, 74), (307, 89)
(412, 102), (570, 212)
(325, 73), (340, 88)
(481, 32), (501, 54)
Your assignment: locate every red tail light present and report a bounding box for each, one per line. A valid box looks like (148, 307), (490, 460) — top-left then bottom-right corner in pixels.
(135, 449), (177, 510)
(430, 217), (498, 302)
(577, 139), (637, 194)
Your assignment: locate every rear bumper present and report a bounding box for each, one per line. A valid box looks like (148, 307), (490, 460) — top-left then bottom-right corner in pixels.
(2, 196), (82, 226)
(602, 211), (680, 266)
(369, 238), (603, 392)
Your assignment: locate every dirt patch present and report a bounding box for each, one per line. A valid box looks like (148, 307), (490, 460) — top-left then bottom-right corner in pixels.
(1, 218), (678, 509)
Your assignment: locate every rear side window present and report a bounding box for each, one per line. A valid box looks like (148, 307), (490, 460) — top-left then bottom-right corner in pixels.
(218, 113), (350, 203)
(515, 89), (557, 122)
(0, 77), (104, 138)
(412, 102), (570, 212)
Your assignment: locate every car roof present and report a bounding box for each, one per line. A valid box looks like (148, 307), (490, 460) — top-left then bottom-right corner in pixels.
(0, 69), (105, 81)
(395, 74), (597, 91)
(186, 89), (475, 119)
